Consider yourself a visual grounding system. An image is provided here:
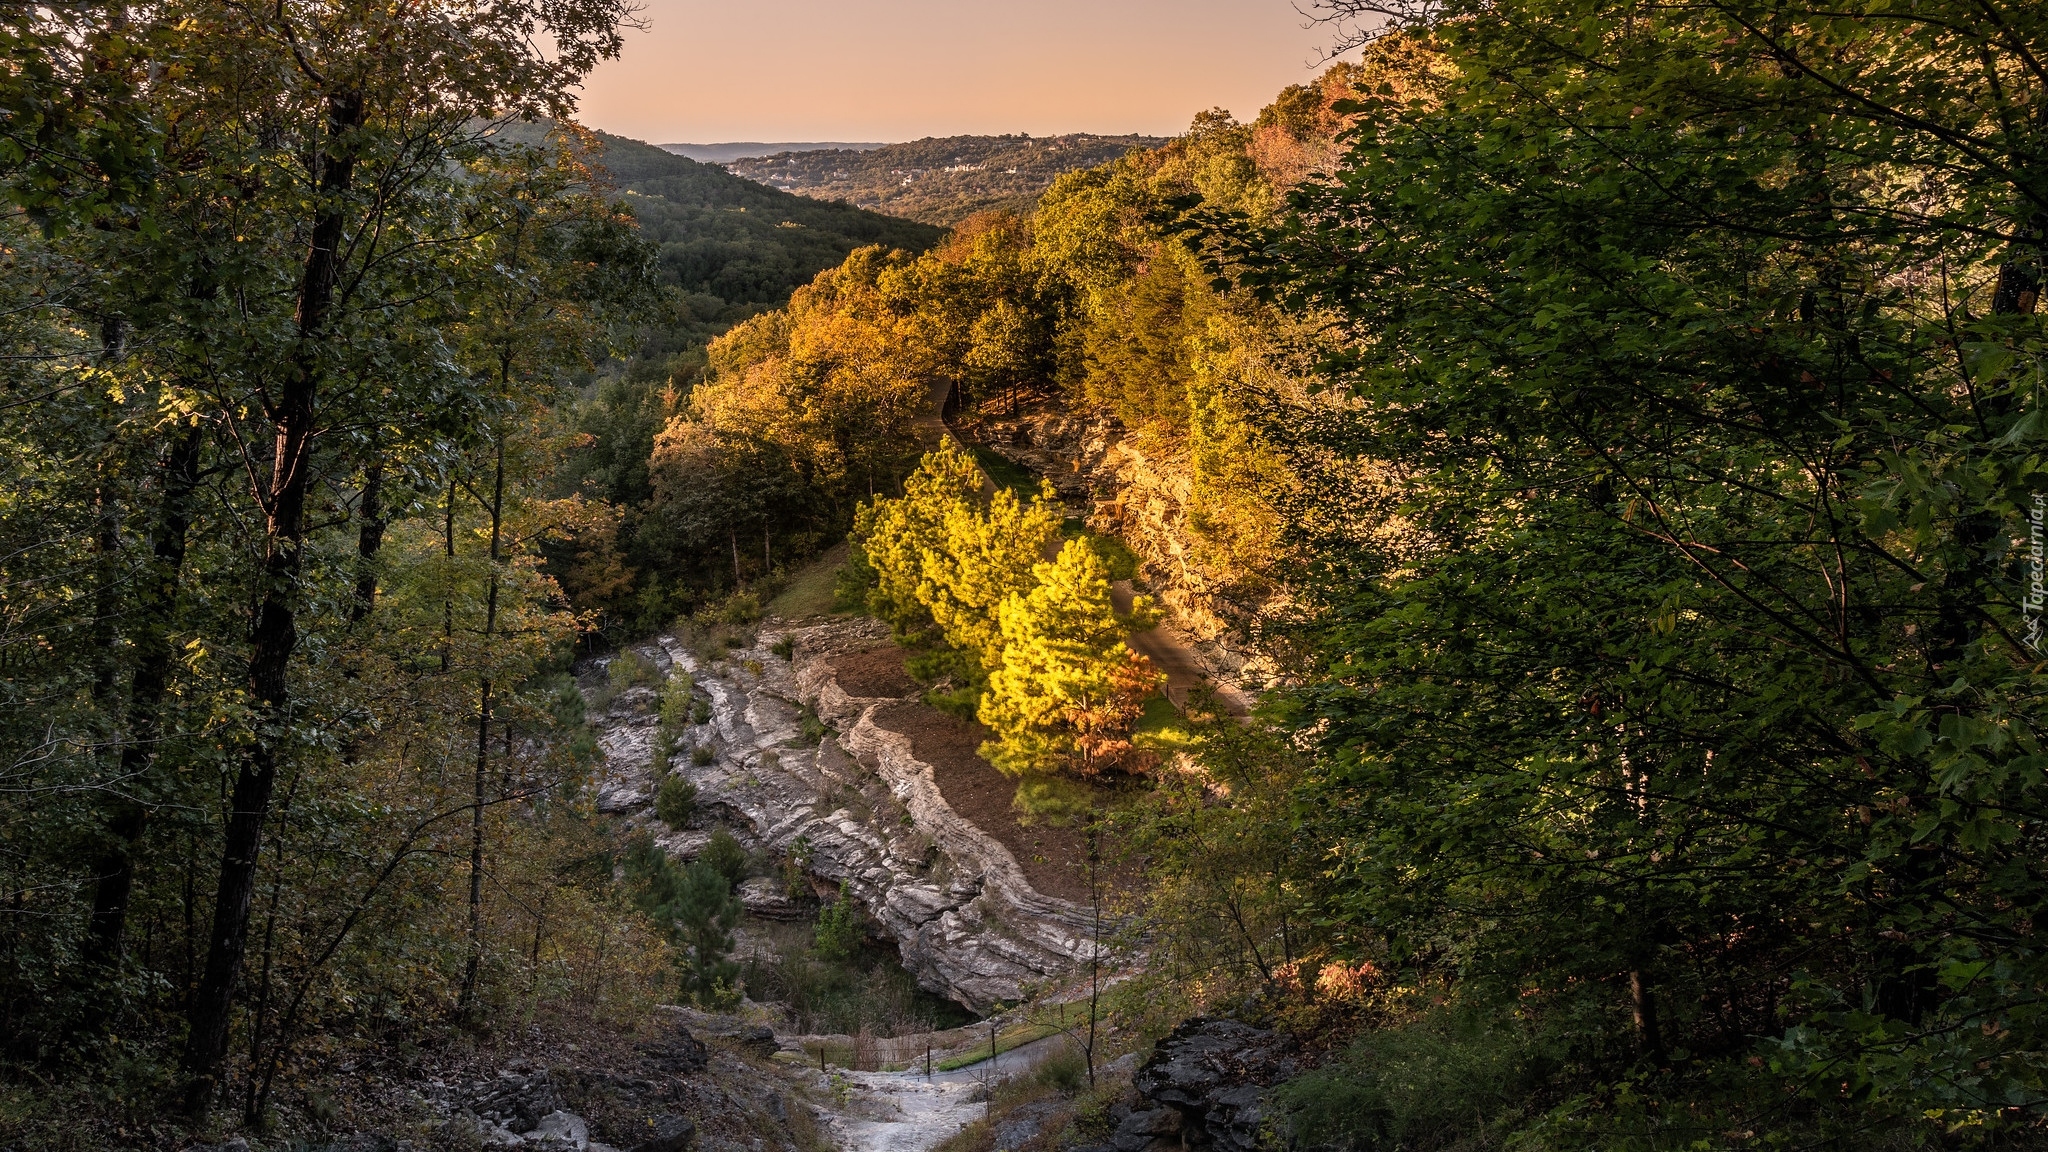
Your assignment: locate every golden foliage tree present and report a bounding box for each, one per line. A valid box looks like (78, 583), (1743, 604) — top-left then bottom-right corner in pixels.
(978, 539), (1160, 784)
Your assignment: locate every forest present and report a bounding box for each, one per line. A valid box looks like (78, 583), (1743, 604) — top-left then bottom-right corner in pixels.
(724, 135), (1171, 225)
(2, 0), (2045, 1150)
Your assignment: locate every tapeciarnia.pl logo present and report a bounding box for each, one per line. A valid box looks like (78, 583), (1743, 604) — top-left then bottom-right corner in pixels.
(2027, 493), (2045, 653)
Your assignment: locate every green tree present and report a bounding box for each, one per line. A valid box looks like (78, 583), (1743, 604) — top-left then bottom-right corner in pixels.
(1258, 0), (2048, 1132)
(672, 860), (743, 1006)
(656, 776), (697, 830)
(979, 539), (1160, 790)
(813, 884), (864, 962)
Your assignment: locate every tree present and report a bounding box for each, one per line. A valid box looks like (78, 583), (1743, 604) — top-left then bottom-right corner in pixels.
(1253, 0), (2048, 1130)
(672, 861), (743, 1006)
(979, 539), (1161, 794)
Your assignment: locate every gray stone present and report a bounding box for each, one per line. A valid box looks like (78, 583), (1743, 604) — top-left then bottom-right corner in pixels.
(1110, 1108), (1180, 1152)
(529, 1111), (589, 1151)
(1132, 1018), (1295, 1152)
(636, 1026), (709, 1074)
(994, 1098), (1066, 1149)
(628, 1114), (694, 1152)
(734, 1024), (780, 1058)
(737, 876), (807, 920)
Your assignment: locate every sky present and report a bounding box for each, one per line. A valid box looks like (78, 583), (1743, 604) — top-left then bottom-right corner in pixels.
(573, 0), (1346, 145)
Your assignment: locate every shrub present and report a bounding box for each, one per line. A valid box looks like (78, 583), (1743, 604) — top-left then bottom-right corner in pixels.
(656, 776), (697, 829)
(1272, 1007), (1552, 1151)
(690, 698), (713, 725)
(718, 589), (762, 625)
(814, 884), (864, 962)
(691, 743), (715, 767)
(700, 826), (749, 889)
(770, 636), (796, 659)
(658, 672), (695, 732)
(1033, 1042), (1088, 1092)
(783, 835), (814, 899)
(607, 649), (657, 693)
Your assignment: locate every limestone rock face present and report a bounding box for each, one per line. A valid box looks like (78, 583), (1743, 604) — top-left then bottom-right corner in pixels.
(589, 617), (1097, 1012)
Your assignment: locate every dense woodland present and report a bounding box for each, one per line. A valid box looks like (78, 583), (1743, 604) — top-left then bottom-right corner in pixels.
(725, 135), (1171, 226)
(2, 0), (2047, 1149)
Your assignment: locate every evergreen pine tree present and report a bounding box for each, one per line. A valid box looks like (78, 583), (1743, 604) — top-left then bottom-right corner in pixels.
(980, 539), (1159, 782)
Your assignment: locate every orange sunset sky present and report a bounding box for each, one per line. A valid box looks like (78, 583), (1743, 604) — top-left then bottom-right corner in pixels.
(574, 0), (1346, 144)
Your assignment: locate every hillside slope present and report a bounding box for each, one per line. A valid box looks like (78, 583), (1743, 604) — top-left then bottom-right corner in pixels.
(726, 133), (1169, 225)
(589, 131), (943, 311)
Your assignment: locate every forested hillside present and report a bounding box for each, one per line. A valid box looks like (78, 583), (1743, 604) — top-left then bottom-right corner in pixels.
(4, 0), (2047, 1149)
(726, 134), (1170, 225)
(527, 129), (943, 639)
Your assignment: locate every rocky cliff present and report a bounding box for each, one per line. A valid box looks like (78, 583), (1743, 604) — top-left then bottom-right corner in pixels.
(588, 617), (1100, 1013)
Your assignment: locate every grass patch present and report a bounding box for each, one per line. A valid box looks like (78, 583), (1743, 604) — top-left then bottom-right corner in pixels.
(934, 1022), (1061, 1071)
(1132, 692), (1196, 756)
(768, 544), (848, 619)
(967, 444), (1039, 494)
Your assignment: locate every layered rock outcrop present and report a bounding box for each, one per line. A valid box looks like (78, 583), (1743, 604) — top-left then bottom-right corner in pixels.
(589, 617), (1097, 1013)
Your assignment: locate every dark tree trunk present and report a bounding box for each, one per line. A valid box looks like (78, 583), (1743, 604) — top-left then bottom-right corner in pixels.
(88, 316), (131, 706)
(456, 438), (506, 1018)
(182, 90), (364, 1118)
(83, 423), (205, 974)
(1630, 969), (1667, 1066)
(351, 460), (385, 622)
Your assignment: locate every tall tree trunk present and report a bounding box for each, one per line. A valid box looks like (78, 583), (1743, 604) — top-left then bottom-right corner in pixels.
(88, 316), (130, 705)
(183, 90), (364, 1118)
(441, 473), (457, 671)
(350, 460), (385, 623)
(457, 437), (506, 1018)
(1629, 969), (1666, 1066)
(83, 423), (205, 974)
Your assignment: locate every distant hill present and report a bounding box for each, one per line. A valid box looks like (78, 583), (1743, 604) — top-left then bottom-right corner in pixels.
(660, 141), (887, 164)
(725, 134), (1170, 226)
(577, 131), (942, 333)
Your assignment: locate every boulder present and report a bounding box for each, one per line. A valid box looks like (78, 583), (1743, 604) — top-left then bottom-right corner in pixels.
(1108, 1106), (1181, 1152)
(1132, 1018), (1296, 1152)
(529, 1111), (590, 1151)
(634, 1026), (708, 1075)
(734, 1024), (781, 1058)
(995, 1098), (1068, 1149)
(628, 1114), (694, 1152)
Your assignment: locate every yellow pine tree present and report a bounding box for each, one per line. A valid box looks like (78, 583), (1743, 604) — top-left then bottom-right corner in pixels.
(922, 479), (1061, 673)
(853, 439), (983, 635)
(979, 538), (1160, 783)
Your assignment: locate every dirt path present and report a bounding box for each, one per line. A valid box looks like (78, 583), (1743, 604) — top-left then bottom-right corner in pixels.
(818, 1033), (1073, 1152)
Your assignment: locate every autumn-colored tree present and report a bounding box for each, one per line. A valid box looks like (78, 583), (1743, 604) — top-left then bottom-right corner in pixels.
(979, 539), (1160, 784)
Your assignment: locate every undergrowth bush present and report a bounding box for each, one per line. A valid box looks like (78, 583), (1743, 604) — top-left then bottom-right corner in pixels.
(814, 884), (864, 962)
(656, 776), (697, 829)
(1273, 1006), (1556, 1151)
(699, 827), (749, 889)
